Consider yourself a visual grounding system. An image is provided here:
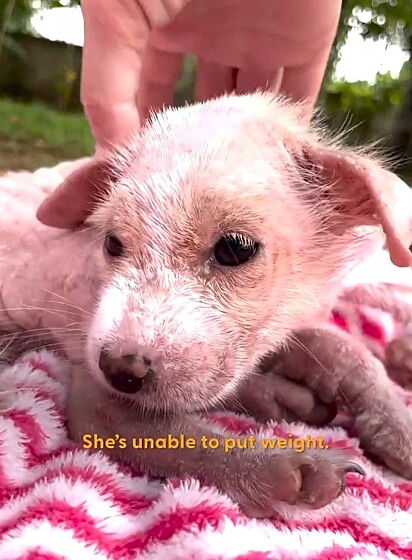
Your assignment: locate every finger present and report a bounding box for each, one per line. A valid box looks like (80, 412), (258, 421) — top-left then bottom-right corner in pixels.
(81, 0), (190, 149)
(137, 42), (184, 123)
(235, 67), (284, 95)
(80, 0), (154, 149)
(280, 53), (331, 122)
(194, 59), (235, 102)
(275, 0), (341, 118)
(278, 0), (341, 121)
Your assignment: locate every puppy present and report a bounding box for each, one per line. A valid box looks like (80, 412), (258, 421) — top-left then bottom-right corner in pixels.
(1, 92), (412, 518)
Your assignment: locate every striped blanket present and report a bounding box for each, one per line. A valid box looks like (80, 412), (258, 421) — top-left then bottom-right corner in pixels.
(0, 297), (411, 560)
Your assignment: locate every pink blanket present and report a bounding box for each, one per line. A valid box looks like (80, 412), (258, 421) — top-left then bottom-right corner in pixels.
(0, 302), (411, 559)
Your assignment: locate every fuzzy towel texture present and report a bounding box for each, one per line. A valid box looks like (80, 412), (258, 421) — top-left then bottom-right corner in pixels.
(0, 303), (412, 560)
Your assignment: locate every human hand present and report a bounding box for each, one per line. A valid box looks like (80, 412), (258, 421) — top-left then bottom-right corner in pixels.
(36, 0), (342, 228)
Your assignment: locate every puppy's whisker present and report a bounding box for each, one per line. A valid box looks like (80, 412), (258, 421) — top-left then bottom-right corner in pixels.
(0, 335), (17, 356)
(289, 334), (330, 376)
(0, 330), (84, 345)
(336, 386), (352, 409)
(42, 290), (93, 317)
(225, 393), (250, 417)
(43, 300), (92, 317)
(0, 325), (83, 336)
(0, 305), (84, 320)
(289, 335), (352, 409)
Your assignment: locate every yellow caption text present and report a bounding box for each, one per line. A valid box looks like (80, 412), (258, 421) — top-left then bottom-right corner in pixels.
(82, 433), (329, 453)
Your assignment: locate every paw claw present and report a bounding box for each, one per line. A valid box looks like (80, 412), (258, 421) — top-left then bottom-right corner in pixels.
(343, 462), (365, 476)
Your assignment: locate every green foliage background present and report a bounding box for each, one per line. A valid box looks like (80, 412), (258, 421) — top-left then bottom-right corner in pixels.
(0, 0), (411, 174)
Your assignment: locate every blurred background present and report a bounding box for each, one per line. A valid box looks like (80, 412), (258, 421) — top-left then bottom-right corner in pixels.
(0, 0), (411, 182)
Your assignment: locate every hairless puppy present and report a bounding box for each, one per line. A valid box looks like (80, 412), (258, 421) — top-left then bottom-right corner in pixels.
(1, 92), (412, 518)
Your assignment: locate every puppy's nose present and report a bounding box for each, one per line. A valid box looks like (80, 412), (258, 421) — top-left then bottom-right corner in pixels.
(98, 349), (153, 394)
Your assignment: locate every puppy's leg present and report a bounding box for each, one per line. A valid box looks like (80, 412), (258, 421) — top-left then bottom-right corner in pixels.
(67, 366), (364, 518)
(385, 333), (412, 389)
(269, 328), (412, 479)
(233, 369), (337, 426)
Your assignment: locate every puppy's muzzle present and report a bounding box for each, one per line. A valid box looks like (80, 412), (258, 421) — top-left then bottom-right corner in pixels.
(98, 349), (154, 394)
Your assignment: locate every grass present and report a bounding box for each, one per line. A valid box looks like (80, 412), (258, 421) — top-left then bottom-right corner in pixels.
(0, 97), (410, 187)
(0, 98), (93, 172)
(403, 173), (412, 186)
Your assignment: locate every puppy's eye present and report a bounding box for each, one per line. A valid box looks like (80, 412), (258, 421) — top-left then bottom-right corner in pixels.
(104, 233), (124, 257)
(213, 233), (259, 267)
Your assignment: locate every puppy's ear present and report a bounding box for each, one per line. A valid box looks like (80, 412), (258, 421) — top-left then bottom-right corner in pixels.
(291, 141), (412, 268)
(36, 157), (118, 229)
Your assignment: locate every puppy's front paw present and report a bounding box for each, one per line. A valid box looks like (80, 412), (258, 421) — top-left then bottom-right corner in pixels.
(385, 334), (412, 389)
(356, 409), (412, 479)
(235, 371), (337, 426)
(237, 450), (364, 518)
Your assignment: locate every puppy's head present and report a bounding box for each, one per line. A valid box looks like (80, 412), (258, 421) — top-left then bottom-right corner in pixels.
(65, 92), (412, 413)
